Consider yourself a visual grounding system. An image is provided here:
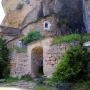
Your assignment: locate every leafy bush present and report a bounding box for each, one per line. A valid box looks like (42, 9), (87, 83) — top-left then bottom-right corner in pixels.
(53, 34), (90, 45)
(0, 38), (9, 78)
(71, 81), (90, 90)
(52, 45), (89, 82)
(82, 34), (90, 42)
(53, 34), (81, 44)
(22, 31), (42, 45)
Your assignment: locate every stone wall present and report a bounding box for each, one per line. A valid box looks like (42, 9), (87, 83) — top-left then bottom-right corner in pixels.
(22, 15), (60, 37)
(8, 37), (69, 78)
(7, 37), (28, 77)
(44, 44), (68, 77)
(10, 52), (28, 77)
(27, 38), (69, 78)
(27, 38), (53, 78)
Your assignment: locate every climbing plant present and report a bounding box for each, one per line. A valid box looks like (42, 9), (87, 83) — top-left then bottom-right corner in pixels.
(0, 38), (9, 78)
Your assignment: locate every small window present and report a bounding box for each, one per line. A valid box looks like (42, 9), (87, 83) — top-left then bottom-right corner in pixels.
(16, 40), (26, 48)
(45, 23), (48, 28)
(43, 21), (51, 31)
(16, 41), (22, 48)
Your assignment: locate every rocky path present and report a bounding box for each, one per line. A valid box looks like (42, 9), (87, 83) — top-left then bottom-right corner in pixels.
(0, 80), (36, 90)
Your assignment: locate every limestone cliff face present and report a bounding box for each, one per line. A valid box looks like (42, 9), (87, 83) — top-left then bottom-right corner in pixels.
(22, 0), (83, 34)
(43, 0), (82, 15)
(21, 0), (63, 26)
(83, 0), (90, 33)
(2, 0), (83, 31)
(2, 0), (32, 28)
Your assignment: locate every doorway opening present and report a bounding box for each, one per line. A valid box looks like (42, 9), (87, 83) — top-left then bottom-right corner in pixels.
(31, 47), (43, 77)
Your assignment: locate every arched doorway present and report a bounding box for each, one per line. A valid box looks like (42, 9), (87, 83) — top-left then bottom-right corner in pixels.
(31, 47), (43, 77)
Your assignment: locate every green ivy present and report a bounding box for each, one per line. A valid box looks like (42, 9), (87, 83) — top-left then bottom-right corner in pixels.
(22, 31), (42, 45)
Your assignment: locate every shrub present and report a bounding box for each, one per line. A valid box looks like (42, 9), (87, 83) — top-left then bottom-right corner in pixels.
(22, 31), (42, 45)
(52, 45), (89, 83)
(82, 34), (90, 42)
(71, 81), (90, 90)
(0, 38), (9, 78)
(53, 34), (81, 44)
(53, 34), (90, 45)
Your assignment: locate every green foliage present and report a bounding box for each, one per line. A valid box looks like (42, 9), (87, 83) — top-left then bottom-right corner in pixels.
(22, 31), (42, 45)
(5, 77), (19, 83)
(53, 34), (90, 45)
(53, 34), (81, 44)
(82, 34), (90, 42)
(71, 81), (90, 90)
(21, 74), (32, 81)
(0, 38), (9, 78)
(21, 77), (32, 81)
(5, 76), (32, 83)
(34, 85), (59, 90)
(52, 45), (89, 82)
(85, 81), (90, 90)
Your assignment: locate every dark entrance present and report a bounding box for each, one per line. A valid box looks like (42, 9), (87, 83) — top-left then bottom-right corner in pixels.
(31, 47), (43, 77)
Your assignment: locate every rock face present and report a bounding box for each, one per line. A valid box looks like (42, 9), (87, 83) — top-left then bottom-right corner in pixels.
(83, 0), (90, 33)
(43, 0), (83, 34)
(22, 0), (83, 26)
(2, 0), (33, 28)
(2, 0), (83, 32)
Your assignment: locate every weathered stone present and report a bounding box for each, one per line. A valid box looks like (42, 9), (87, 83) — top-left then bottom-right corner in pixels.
(8, 38), (69, 77)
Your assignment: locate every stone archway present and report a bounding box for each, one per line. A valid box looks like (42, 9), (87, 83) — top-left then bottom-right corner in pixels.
(31, 46), (43, 77)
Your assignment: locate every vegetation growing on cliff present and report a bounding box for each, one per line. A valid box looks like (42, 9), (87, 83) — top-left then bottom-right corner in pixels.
(53, 34), (81, 44)
(53, 34), (90, 44)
